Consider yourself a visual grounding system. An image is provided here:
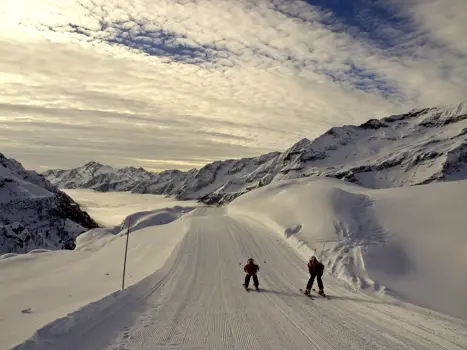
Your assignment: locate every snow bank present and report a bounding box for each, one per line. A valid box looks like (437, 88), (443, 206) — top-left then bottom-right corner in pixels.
(368, 183), (467, 319)
(229, 177), (364, 260)
(75, 206), (196, 251)
(0, 205), (198, 349)
(229, 177), (467, 320)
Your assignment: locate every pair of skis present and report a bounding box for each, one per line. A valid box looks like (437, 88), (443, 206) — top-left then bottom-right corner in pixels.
(242, 284), (328, 298)
(243, 284), (260, 292)
(299, 288), (330, 299)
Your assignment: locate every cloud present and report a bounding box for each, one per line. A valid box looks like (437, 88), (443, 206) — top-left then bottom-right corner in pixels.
(0, 0), (466, 172)
(388, 0), (467, 53)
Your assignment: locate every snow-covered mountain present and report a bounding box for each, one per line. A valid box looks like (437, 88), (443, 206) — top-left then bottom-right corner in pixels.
(43, 161), (156, 192)
(44, 101), (467, 204)
(0, 153), (98, 254)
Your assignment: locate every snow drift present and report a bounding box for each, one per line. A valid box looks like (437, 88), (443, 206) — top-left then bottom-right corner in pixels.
(229, 177), (467, 320)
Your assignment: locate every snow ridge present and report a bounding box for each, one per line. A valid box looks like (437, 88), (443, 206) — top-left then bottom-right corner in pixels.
(43, 101), (467, 204)
(0, 153), (98, 254)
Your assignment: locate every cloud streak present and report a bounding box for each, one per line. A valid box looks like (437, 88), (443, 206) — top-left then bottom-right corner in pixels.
(0, 0), (466, 172)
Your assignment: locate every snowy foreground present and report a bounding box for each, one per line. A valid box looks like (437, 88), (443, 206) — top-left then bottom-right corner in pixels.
(2, 178), (467, 349)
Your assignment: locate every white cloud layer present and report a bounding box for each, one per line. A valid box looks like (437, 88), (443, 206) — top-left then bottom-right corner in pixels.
(0, 0), (466, 171)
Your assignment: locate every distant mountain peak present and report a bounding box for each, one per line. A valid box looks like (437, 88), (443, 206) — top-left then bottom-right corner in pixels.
(292, 137), (312, 148)
(83, 160), (105, 168)
(43, 101), (467, 205)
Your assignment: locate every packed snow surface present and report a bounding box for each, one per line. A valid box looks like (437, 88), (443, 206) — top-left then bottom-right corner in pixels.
(3, 178), (467, 349)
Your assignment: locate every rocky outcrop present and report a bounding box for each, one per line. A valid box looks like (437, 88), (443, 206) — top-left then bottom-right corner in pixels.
(1, 153), (98, 254)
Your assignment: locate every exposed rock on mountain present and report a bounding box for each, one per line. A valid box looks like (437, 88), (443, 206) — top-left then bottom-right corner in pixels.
(0, 153), (98, 254)
(44, 101), (467, 205)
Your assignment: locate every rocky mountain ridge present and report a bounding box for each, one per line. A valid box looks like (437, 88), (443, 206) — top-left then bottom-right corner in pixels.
(44, 101), (467, 205)
(0, 153), (98, 254)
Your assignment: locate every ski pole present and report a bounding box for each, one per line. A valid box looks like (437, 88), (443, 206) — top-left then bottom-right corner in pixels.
(122, 216), (131, 290)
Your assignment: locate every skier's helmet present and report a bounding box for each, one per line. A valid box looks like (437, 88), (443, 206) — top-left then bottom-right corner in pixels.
(247, 258), (254, 263)
(310, 256), (317, 261)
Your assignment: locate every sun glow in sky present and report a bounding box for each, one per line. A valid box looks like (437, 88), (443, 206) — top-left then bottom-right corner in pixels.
(1, 0), (466, 172)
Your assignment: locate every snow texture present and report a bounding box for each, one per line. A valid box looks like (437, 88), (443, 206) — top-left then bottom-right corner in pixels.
(229, 177), (467, 321)
(0, 204), (195, 349)
(0, 153), (97, 254)
(44, 101), (467, 205)
(3, 177), (467, 349)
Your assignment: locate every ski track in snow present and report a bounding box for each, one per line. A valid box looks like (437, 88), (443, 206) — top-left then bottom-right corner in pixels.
(14, 208), (467, 350)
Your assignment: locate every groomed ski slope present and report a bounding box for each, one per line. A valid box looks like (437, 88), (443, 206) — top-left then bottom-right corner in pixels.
(0, 205), (197, 349)
(13, 195), (467, 349)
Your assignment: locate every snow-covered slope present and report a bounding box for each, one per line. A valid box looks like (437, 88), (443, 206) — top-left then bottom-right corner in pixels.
(5, 177), (467, 350)
(0, 206), (196, 349)
(229, 177), (467, 320)
(43, 101), (467, 204)
(0, 153), (98, 254)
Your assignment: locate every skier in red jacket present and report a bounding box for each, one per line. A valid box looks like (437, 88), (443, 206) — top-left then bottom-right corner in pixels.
(304, 256), (325, 296)
(243, 258), (260, 291)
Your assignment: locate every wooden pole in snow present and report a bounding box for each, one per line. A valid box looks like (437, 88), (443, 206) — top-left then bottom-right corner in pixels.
(122, 216), (131, 290)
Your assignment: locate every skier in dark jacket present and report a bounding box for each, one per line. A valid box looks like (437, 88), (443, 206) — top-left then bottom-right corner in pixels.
(304, 256), (325, 296)
(243, 258), (260, 290)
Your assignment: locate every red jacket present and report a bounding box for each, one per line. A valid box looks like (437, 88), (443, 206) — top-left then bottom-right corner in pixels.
(244, 263), (259, 275)
(308, 260), (324, 275)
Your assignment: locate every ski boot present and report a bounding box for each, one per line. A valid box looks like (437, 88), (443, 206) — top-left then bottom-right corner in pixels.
(304, 289), (311, 296)
(318, 289), (326, 297)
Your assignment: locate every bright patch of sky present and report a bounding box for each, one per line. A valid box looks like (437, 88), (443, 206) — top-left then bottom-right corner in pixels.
(0, 0), (466, 172)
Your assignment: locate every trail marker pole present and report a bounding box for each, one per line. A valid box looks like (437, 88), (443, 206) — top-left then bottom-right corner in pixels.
(122, 216), (132, 290)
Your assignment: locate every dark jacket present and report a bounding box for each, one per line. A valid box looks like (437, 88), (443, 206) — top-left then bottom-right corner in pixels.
(244, 263), (260, 275)
(307, 260), (324, 276)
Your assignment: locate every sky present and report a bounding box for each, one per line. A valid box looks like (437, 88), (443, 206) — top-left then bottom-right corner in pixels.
(0, 0), (466, 172)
